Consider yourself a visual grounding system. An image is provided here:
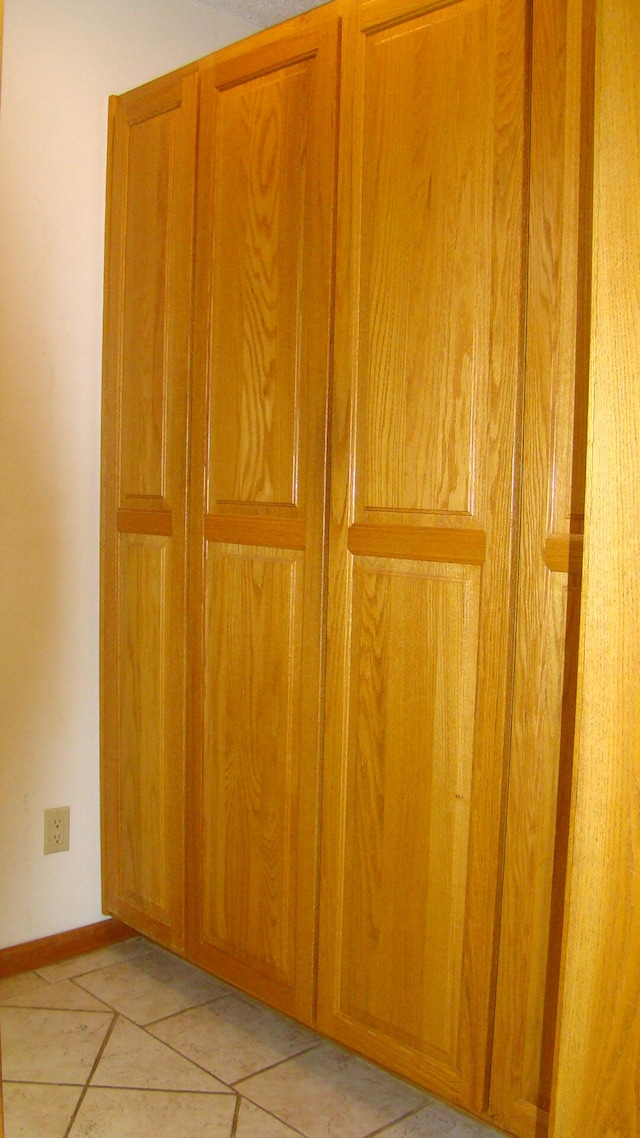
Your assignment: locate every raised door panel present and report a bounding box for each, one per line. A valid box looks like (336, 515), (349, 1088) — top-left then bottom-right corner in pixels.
(101, 71), (197, 950)
(188, 14), (340, 1022)
(201, 545), (304, 988)
(318, 0), (529, 1113)
(489, 0), (592, 1133)
(339, 559), (480, 1069)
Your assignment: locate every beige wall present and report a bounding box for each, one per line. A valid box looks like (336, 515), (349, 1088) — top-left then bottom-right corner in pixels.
(0, 0), (256, 950)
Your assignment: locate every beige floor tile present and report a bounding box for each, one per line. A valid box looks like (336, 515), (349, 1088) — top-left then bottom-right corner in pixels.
(238, 1042), (426, 1138)
(2, 1082), (82, 1138)
(0, 1007), (114, 1084)
(0, 972), (111, 1012)
(149, 994), (319, 1084)
(67, 1086), (237, 1137)
(74, 947), (232, 1025)
(91, 1016), (232, 1093)
(35, 937), (150, 983)
(377, 1099), (505, 1137)
(235, 1097), (306, 1136)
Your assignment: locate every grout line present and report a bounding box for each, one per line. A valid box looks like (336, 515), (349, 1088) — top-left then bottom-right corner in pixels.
(234, 1093), (310, 1138)
(142, 990), (235, 1029)
(231, 1041), (324, 1088)
(363, 1103), (429, 1137)
(229, 1094), (242, 1137)
(141, 1015), (323, 1089)
(0, 1001), (113, 1013)
(0, 1079), (87, 1088)
(32, 939), (151, 985)
(1, 958), (497, 1138)
(61, 1011), (119, 1138)
(82, 1085), (236, 1097)
(136, 1015), (240, 1084)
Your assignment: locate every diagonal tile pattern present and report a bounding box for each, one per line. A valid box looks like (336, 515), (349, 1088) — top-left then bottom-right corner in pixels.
(148, 992), (319, 1083)
(0, 972), (111, 1012)
(1, 1007), (114, 1084)
(92, 1016), (231, 1092)
(74, 946), (232, 1025)
(0, 938), (508, 1137)
(237, 1041), (426, 1138)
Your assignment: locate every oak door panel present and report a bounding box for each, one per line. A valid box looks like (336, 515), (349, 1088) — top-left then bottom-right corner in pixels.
(101, 70), (197, 950)
(188, 14), (340, 1022)
(318, 0), (529, 1114)
(208, 62), (311, 510)
(201, 545), (304, 989)
(117, 535), (172, 922)
(339, 559), (480, 1074)
(360, 1), (491, 518)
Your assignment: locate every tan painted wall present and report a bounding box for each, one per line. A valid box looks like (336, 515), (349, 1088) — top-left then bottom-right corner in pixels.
(0, 0), (256, 950)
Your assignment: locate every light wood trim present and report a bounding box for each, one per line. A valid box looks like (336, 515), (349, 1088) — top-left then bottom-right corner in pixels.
(348, 524), (486, 565)
(117, 509), (173, 537)
(550, 1), (640, 1134)
(0, 919), (136, 980)
(205, 515), (306, 551)
(544, 533), (584, 574)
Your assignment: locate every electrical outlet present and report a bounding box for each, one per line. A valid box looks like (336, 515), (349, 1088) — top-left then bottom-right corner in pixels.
(44, 806), (70, 854)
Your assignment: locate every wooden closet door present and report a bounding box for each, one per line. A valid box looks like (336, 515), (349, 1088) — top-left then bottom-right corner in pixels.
(101, 70), (197, 951)
(318, 0), (529, 1114)
(488, 0), (592, 1133)
(187, 12), (341, 1023)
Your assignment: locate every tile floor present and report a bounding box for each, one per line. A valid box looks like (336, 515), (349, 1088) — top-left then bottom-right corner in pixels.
(0, 938), (506, 1137)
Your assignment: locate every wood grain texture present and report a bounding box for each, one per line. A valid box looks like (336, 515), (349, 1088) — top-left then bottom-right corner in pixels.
(359, 0), (490, 519)
(187, 9), (341, 1023)
(205, 514), (305, 550)
(489, 0), (592, 1132)
(318, 0), (529, 1114)
(117, 535), (170, 918)
(201, 546), (303, 985)
(550, 1), (640, 1133)
(119, 111), (173, 504)
(339, 558), (480, 1084)
(101, 70), (197, 951)
(207, 59), (310, 508)
(117, 509), (173, 537)
(544, 534), (584, 575)
(348, 524), (486, 564)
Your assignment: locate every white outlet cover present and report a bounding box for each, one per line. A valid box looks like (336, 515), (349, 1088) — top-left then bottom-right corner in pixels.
(44, 807), (70, 855)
